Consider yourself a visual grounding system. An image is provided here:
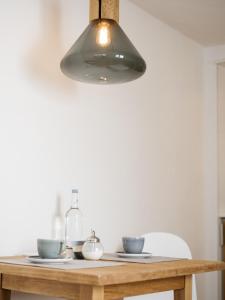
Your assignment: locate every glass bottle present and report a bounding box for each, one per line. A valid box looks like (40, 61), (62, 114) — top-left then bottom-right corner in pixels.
(65, 189), (83, 249)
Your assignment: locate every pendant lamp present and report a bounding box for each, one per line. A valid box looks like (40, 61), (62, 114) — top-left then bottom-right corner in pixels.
(60, 0), (146, 84)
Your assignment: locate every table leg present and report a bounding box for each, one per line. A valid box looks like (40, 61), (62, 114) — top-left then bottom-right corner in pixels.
(0, 289), (10, 300)
(0, 275), (11, 300)
(80, 285), (104, 300)
(174, 275), (192, 300)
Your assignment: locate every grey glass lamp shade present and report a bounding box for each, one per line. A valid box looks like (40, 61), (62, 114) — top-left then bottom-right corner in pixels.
(60, 19), (146, 84)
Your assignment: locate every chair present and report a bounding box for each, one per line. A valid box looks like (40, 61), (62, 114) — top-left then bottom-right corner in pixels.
(132, 232), (197, 300)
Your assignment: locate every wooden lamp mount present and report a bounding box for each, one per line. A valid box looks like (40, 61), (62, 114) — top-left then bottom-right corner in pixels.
(89, 0), (119, 23)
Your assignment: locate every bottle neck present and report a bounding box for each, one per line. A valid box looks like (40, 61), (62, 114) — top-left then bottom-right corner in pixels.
(71, 192), (79, 209)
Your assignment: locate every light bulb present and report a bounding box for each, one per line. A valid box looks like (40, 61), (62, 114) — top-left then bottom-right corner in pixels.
(96, 21), (111, 47)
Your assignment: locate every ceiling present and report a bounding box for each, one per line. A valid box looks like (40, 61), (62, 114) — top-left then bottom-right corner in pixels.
(130, 0), (225, 46)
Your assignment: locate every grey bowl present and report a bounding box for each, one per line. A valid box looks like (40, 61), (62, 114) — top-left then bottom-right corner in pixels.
(122, 237), (145, 254)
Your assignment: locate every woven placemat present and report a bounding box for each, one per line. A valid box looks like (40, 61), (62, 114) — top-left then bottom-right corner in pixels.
(102, 253), (186, 264)
(0, 257), (124, 269)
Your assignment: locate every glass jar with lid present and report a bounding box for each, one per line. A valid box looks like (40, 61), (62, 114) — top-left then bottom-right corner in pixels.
(82, 230), (104, 260)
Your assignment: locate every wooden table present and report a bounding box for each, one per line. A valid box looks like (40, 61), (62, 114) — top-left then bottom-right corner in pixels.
(0, 257), (224, 300)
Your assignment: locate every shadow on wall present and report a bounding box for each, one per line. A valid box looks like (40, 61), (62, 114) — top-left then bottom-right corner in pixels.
(51, 194), (64, 240)
(24, 0), (76, 94)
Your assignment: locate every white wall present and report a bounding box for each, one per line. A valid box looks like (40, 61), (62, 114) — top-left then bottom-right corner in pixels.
(202, 44), (225, 300)
(218, 63), (225, 215)
(0, 0), (209, 299)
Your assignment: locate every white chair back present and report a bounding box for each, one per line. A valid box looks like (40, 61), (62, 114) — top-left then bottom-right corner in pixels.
(131, 232), (197, 300)
(143, 232), (192, 258)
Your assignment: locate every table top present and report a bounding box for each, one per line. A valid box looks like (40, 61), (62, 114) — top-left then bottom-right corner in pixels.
(0, 257), (224, 286)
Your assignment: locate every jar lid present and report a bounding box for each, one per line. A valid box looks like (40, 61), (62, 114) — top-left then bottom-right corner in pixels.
(87, 230), (100, 243)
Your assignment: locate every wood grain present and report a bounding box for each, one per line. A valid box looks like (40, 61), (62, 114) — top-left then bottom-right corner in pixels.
(89, 0), (119, 22)
(0, 275), (10, 300)
(0, 257), (224, 286)
(174, 275), (192, 300)
(2, 274), (79, 300)
(104, 276), (184, 299)
(174, 289), (184, 300)
(80, 285), (104, 300)
(185, 275), (192, 300)
(0, 289), (10, 300)
(0, 257), (223, 300)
